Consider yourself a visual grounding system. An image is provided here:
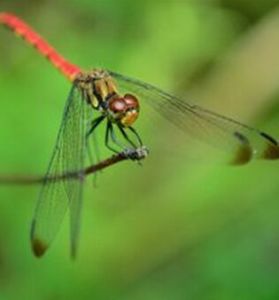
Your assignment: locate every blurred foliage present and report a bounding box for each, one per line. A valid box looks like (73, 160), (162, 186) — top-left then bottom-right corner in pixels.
(1, 0), (279, 299)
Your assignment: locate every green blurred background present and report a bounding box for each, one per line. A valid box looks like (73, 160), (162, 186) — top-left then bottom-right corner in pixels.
(1, 0), (279, 299)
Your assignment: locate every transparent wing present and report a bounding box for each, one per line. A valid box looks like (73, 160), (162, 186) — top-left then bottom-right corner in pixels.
(30, 85), (90, 258)
(110, 71), (279, 164)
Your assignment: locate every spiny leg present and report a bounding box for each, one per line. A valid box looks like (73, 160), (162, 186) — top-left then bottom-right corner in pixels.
(125, 126), (145, 163)
(128, 126), (143, 147)
(117, 124), (137, 148)
(116, 125), (146, 162)
(123, 126), (145, 164)
(110, 123), (131, 151)
(86, 115), (105, 138)
(105, 121), (122, 153)
(105, 122), (146, 162)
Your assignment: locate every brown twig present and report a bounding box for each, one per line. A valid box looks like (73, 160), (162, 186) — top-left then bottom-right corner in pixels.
(0, 147), (148, 185)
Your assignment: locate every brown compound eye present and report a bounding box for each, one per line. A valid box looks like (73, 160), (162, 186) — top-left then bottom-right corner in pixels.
(108, 97), (126, 113)
(123, 94), (139, 111)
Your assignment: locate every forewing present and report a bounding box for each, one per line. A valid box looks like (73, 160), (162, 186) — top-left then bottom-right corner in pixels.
(110, 71), (279, 164)
(30, 85), (89, 257)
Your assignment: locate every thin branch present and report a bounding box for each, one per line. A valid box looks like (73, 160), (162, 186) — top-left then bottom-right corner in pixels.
(0, 147), (148, 185)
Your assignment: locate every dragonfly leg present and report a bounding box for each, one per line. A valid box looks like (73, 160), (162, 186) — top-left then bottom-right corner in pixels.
(110, 123), (130, 150)
(86, 115), (105, 139)
(105, 121), (148, 161)
(121, 126), (145, 164)
(127, 126), (143, 146)
(117, 124), (137, 148)
(105, 121), (122, 153)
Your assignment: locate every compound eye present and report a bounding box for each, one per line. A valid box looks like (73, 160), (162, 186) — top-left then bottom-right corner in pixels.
(108, 97), (126, 113)
(124, 94), (139, 110)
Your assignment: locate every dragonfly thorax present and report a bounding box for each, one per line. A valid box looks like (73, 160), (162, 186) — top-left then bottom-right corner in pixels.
(76, 69), (140, 127)
(75, 69), (117, 108)
(107, 93), (139, 127)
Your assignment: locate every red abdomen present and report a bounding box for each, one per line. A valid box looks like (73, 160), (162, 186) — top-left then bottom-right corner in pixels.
(0, 12), (81, 81)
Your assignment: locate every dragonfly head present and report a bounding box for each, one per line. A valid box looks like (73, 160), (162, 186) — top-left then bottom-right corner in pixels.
(108, 93), (140, 127)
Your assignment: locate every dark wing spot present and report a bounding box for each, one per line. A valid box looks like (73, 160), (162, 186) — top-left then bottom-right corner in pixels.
(31, 238), (48, 257)
(259, 132), (279, 160)
(230, 132), (252, 165)
(262, 143), (279, 160)
(30, 220), (48, 257)
(230, 144), (253, 165)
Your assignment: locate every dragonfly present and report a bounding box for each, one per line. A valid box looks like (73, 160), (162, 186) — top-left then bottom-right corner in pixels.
(1, 12), (279, 258)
